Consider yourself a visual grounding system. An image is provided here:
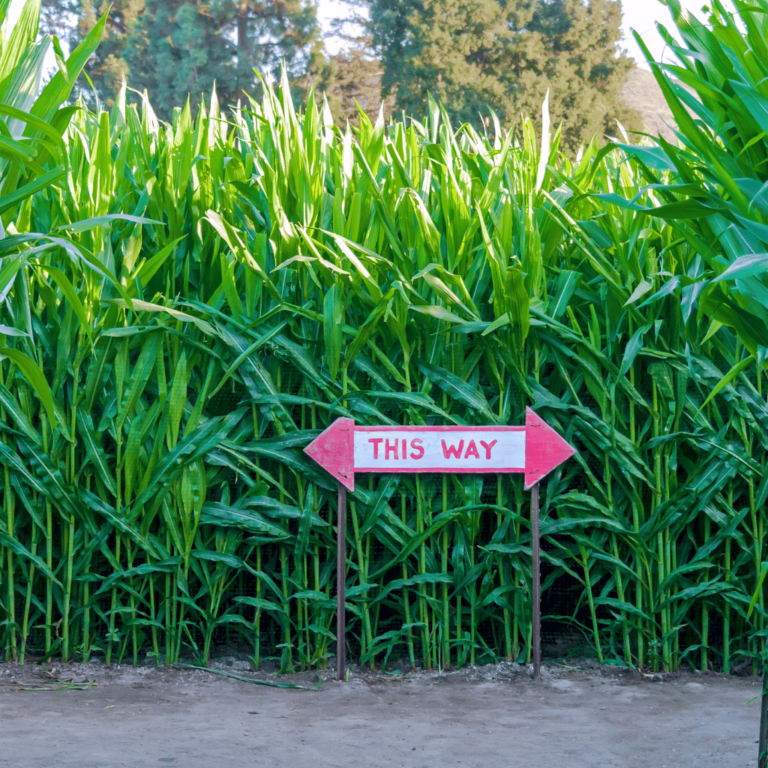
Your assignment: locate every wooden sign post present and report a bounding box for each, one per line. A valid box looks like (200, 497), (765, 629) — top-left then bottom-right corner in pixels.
(336, 482), (346, 681)
(304, 408), (576, 680)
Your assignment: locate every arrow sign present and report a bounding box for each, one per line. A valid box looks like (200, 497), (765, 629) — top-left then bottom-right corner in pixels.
(304, 408), (575, 492)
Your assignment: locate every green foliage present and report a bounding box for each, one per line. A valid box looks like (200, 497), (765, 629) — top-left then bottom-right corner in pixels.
(74, 0), (143, 105)
(74, 0), (320, 117)
(309, 34), (395, 127)
(308, 2), (394, 126)
(618, 0), (768, 365)
(368, 0), (642, 153)
(0, 0), (767, 677)
(0, 0), (104, 428)
(0, 0), (103, 214)
(0, 67), (764, 674)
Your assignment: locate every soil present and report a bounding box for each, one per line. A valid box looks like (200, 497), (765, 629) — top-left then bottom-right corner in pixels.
(0, 656), (761, 767)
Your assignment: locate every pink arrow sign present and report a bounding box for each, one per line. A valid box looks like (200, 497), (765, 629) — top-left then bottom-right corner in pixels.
(303, 408), (576, 492)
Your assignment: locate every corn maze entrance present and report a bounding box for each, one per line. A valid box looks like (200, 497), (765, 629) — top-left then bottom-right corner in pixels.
(191, 381), (590, 680)
(203, 472), (588, 676)
(303, 414), (576, 679)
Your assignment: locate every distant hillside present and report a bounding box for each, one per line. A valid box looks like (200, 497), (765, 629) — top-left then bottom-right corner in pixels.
(621, 67), (680, 143)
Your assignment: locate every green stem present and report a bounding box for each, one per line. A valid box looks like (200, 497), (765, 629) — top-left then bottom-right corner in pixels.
(723, 535), (731, 674)
(580, 545), (603, 664)
(5, 465), (16, 661)
(401, 493), (415, 667)
(20, 522), (37, 664)
(254, 546), (262, 670)
(165, 529), (173, 665)
(350, 499), (373, 668)
(45, 498), (53, 657)
(279, 544), (293, 673)
(702, 515), (711, 672)
(83, 476), (91, 662)
(106, 533), (121, 665)
(62, 514), (74, 662)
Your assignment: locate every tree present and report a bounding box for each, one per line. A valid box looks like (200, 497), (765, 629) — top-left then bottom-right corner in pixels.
(307, 1), (395, 126)
(39, 0), (79, 41)
(120, 0), (235, 116)
(368, 0), (641, 152)
(317, 39), (396, 126)
(72, 0), (320, 116)
(76, 0), (144, 106)
(306, 0), (394, 128)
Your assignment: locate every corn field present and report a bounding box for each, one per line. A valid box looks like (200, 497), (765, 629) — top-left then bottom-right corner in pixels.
(0, 0), (767, 675)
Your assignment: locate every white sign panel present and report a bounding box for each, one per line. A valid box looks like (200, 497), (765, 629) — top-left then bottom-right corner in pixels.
(353, 428), (526, 473)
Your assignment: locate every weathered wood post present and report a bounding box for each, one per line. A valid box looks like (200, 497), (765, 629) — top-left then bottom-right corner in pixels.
(336, 483), (347, 682)
(531, 481), (541, 679)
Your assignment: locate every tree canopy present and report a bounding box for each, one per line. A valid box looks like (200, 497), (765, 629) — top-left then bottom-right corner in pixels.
(74, 0), (320, 116)
(50, 0), (639, 146)
(368, 0), (641, 151)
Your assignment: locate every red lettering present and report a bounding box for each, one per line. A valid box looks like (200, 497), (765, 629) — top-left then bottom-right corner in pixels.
(403, 439), (407, 459)
(369, 438), (383, 459)
(441, 440), (464, 459)
(410, 438), (425, 460)
(480, 440), (497, 460)
(464, 440), (480, 459)
(385, 438), (399, 460)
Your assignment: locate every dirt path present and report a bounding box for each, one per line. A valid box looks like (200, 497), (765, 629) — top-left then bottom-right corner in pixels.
(0, 660), (761, 767)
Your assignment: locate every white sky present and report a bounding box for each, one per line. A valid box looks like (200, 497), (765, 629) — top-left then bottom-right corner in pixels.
(620, 0), (711, 68)
(317, 0), (713, 69)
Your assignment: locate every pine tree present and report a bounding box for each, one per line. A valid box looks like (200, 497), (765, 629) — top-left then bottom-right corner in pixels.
(368, 0), (640, 151)
(120, 0), (235, 115)
(72, 0), (320, 116)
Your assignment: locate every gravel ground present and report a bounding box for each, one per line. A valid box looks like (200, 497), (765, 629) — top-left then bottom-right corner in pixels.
(0, 657), (762, 767)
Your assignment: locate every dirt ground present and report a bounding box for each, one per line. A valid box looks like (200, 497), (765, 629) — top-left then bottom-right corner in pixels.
(0, 657), (761, 768)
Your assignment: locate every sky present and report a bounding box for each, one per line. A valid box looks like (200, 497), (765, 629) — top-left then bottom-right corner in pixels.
(620, 0), (709, 67)
(317, 0), (711, 69)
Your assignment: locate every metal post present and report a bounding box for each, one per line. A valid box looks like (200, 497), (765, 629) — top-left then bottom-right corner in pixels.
(531, 482), (541, 679)
(336, 482), (347, 681)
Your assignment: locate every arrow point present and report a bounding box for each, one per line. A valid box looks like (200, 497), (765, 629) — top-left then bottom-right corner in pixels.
(303, 417), (355, 491)
(524, 408), (576, 490)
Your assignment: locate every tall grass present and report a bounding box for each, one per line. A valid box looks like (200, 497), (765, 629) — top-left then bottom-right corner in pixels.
(0, 4), (766, 673)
